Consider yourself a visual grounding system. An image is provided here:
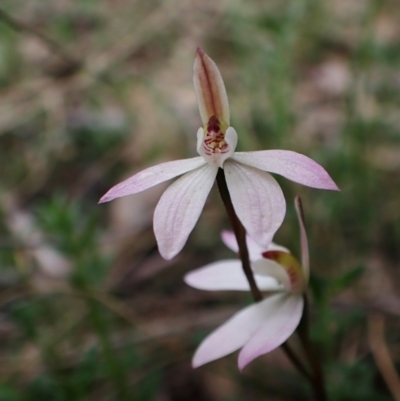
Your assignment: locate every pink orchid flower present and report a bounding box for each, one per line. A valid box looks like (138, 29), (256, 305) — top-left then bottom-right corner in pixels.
(184, 197), (309, 370)
(99, 48), (338, 260)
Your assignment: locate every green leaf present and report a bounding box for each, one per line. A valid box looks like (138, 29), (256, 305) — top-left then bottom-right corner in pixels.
(331, 265), (365, 293)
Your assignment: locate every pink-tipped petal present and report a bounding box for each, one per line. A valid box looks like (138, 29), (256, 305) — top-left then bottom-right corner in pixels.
(232, 150), (339, 191)
(154, 164), (217, 260)
(224, 161), (286, 250)
(238, 294), (303, 370)
(221, 230), (289, 261)
(221, 230), (262, 260)
(99, 157), (206, 203)
(184, 260), (281, 292)
(295, 196), (309, 282)
(220, 230), (238, 252)
(193, 48), (230, 125)
(193, 297), (281, 367)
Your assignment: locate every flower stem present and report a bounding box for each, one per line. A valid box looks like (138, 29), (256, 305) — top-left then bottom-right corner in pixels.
(216, 168), (263, 302)
(297, 294), (327, 401)
(281, 342), (313, 381)
(216, 168), (312, 383)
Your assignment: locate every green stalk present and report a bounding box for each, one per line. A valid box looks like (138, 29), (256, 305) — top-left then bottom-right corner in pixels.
(88, 296), (130, 401)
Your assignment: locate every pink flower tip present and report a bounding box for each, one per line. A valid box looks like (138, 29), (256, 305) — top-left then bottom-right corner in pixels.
(196, 47), (205, 56)
(327, 180), (340, 191)
(192, 359), (201, 369)
(237, 354), (251, 371)
(98, 194), (111, 204)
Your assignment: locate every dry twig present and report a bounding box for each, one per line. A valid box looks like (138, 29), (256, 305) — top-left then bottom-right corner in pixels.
(368, 313), (400, 401)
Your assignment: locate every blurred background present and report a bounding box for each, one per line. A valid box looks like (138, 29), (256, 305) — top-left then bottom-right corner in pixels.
(0, 0), (399, 400)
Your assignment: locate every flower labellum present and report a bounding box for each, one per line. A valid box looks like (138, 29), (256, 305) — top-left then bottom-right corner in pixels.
(185, 197), (310, 370)
(100, 49), (339, 260)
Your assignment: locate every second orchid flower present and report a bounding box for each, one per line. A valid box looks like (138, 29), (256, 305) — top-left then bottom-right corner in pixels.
(185, 196), (310, 370)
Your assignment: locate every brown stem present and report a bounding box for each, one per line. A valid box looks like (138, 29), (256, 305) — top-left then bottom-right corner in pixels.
(216, 168), (262, 302)
(297, 294), (327, 401)
(216, 168), (313, 382)
(281, 342), (313, 381)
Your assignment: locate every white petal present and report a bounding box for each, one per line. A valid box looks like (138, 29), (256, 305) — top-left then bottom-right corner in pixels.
(222, 230), (266, 260)
(232, 150), (339, 190)
(99, 157), (206, 203)
(193, 298), (281, 367)
(220, 230), (238, 251)
(295, 196), (309, 282)
(154, 164), (217, 260)
(224, 161), (286, 249)
(238, 294), (304, 370)
(184, 260), (281, 291)
(269, 242), (290, 253)
(221, 230), (290, 261)
(252, 259), (291, 291)
(193, 48), (230, 125)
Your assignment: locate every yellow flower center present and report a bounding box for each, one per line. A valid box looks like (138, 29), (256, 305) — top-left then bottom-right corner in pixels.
(262, 251), (305, 293)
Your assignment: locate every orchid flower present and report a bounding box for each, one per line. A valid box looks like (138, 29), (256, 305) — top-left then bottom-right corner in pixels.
(99, 48), (338, 260)
(184, 197), (310, 370)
